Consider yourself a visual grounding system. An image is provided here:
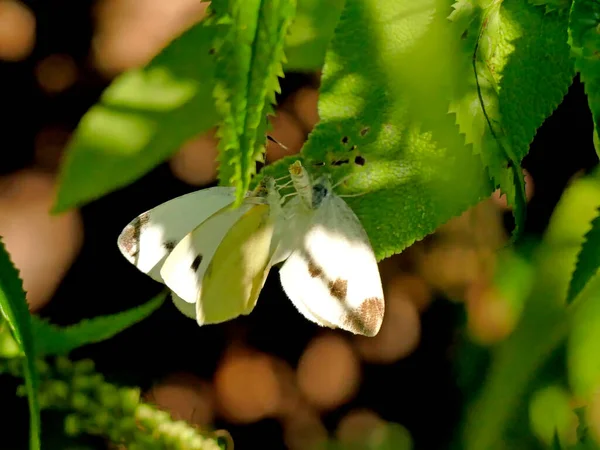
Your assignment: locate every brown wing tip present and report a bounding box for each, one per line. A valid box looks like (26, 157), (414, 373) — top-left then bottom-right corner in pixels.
(117, 213), (148, 260)
(343, 297), (385, 337)
(117, 224), (137, 259)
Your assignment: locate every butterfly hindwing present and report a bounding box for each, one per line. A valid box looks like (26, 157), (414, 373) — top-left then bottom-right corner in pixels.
(159, 203), (256, 305)
(170, 292), (197, 319)
(117, 187), (236, 282)
(197, 203), (276, 325)
(279, 194), (385, 337)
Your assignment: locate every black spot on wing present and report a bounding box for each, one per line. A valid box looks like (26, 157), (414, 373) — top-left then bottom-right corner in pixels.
(163, 240), (176, 252)
(191, 255), (203, 272)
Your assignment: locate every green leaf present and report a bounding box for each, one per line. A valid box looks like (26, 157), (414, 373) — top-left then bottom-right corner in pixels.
(53, 22), (222, 213)
(553, 431), (564, 450)
(568, 207), (600, 304)
(0, 238), (40, 450)
(260, 0), (495, 260)
(568, 269), (600, 398)
(461, 288), (567, 450)
(31, 292), (166, 356)
(529, 0), (572, 14)
(450, 0), (574, 239)
(210, 0), (297, 206)
(569, 0), (600, 171)
(529, 385), (577, 447)
(541, 173), (600, 304)
(462, 174), (600, 450)
(284, 0), (344, 71)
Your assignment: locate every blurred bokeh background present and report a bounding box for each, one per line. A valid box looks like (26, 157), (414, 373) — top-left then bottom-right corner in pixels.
(0, 0), (598, 449)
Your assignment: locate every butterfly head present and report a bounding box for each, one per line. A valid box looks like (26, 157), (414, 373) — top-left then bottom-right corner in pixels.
(311, 176), (332, 209)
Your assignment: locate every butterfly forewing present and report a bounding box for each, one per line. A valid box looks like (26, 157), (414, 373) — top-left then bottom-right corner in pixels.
(279, 194), (384, 336)
(117, 187), (236, 282)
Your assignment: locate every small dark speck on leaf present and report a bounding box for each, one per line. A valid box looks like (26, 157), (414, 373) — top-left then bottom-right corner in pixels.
(332, 159), (350, 166)
(354, 156), (365, 166)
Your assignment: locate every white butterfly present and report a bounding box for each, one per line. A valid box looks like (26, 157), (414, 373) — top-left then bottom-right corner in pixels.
(117, 161), (384, 336)
(117, 178), (284, 324)
(275, 161), (385, 337)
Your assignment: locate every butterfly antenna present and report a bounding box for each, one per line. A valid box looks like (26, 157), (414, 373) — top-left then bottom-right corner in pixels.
(339, 191), (369, 198)
(331, 173), (354, 190)
(267, 135), (289, 150)
(333, 172), (370, 198)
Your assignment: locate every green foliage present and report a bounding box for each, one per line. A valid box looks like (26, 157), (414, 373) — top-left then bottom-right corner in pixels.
(571, 407), (600, 450)
(1, 357), (227, 450)
(569, 0), (600, 161)
(262, 0), (494, 260)
(52, 0), (339, 212)
(284, 0), (344, 71)
(209, 0), (297, 206)
(30, 292), (166, 356)
(0, 238), (40, 450)
(53, 23), (221, 212)
(568, 206), (600, 304)
(538, 174), (600, 304)
(568, 269), (600, 398)
(462, 173), (600, 450)
(529, 0), (572, 14)
(449, 0), (574, 238)
(461, 276), (567, 450)
(51, 0), (577, 260)
(529, 385), (576, 447)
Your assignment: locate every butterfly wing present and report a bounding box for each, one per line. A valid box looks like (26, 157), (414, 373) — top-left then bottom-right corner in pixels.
(279, 195), (385, 336)
(160, 203), (256, 305)
(117, 187), (236, 282)
(197, 203), (276, 325)
(170, 292), (197, 319)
